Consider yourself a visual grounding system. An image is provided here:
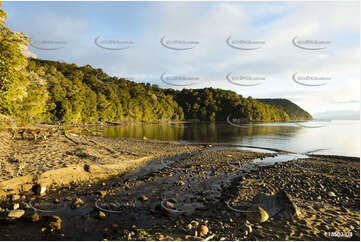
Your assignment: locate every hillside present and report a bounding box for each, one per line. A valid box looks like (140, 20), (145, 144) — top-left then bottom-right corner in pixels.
(0, 3), (310, 124)
(23, 59), (290, 123)
(0, 53), (311, 124)
(257, 98), (312, 121)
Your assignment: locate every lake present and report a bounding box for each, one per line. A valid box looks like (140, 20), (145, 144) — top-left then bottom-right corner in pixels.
(101, 120), (360, 157)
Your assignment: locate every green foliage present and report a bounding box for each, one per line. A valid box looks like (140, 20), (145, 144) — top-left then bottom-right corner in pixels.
(25, 58), (184, 123)
(257, 98), (312, 121)
(0, 2), (310, 125)
(166, 88), (290, 122)
(0, 2), (47, 120)
(8, 57), (307, 124)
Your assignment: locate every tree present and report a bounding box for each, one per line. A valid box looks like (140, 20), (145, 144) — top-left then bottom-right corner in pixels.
(0, 1), (46, 121)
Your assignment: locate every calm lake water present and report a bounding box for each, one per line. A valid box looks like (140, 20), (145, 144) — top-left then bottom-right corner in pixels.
(101, 120), (360, 157)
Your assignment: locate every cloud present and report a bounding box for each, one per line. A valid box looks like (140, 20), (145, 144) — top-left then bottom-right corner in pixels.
(2, 1), (359, 114)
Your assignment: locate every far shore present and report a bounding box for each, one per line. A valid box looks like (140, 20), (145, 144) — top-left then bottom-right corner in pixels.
(0, 117), (322, 130)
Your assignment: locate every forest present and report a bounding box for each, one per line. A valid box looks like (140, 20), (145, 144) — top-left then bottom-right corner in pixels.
(0, 2), (311, 125)
(257, 99), (312, 121)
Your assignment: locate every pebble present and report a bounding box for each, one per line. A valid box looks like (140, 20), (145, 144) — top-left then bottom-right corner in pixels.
(328, 191), (336, 197)
(84, 164), (91, 172)
(199, 225), (209, 237)
(158, 233), (164, 240)
(245, 223), (252, 233)
(72, 198), (85, 208)
(97, 190), (107, 198)
(175, 180), (185, 186)
(139, 195), (148, 201)
(165, 201), (175, 208)
(43, 216), (62, 231)
(12, 203), (20, 210)
(98, 211), (106, 219)
(33, 184), (46, 195)
(7, 209), (25, 219)
(191, 221), (199, 227)
(29, 212), (40, 222)
(10, 194), (21, 201)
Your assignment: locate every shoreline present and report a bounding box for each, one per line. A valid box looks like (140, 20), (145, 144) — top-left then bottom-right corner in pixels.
(0, 130), (359, 240)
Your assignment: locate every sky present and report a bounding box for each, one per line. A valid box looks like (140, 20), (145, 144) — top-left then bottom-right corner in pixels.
(1, 1), (360, 115)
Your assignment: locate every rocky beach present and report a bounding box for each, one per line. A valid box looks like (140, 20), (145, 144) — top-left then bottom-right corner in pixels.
(0, 128), (359, 240)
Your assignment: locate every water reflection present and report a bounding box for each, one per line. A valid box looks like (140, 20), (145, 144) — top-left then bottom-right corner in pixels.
(102, 122), (303, 143)
(100, 120), (360, 157)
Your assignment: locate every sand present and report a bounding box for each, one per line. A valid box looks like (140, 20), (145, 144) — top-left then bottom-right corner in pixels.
(0, 128), (359, 241)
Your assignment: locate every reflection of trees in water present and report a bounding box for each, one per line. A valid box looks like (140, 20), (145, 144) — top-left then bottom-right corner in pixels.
(101, 122), (303, 142)
(234, 125), (302, 137)
(102, 124), (185, 141)
(183, 123), (303, 142)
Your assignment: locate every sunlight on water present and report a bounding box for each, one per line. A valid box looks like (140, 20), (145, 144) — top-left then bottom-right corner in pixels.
(102, 120), (360, 157)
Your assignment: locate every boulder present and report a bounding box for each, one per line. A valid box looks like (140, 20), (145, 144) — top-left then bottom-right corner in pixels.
(7, 209), (25, 219)
(247, 190), (299, 223)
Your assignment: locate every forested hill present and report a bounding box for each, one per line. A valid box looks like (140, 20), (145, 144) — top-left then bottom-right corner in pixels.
(0, 2), (311, 124)
(257, 99), (312, 121)
(2, 54), (311, 123)
(23, 58), (290, 123)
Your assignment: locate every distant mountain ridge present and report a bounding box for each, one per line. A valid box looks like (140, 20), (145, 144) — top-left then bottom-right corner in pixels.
(257, 98), (313, 121)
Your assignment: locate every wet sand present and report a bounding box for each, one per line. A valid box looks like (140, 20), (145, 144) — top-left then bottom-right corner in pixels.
(0, 128), (359, 240)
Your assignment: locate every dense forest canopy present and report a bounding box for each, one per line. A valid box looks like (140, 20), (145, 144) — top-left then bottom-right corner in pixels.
(257, 99), (312, 121)
(24, 59), (294, 123)
(0, 2), (311, 125)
